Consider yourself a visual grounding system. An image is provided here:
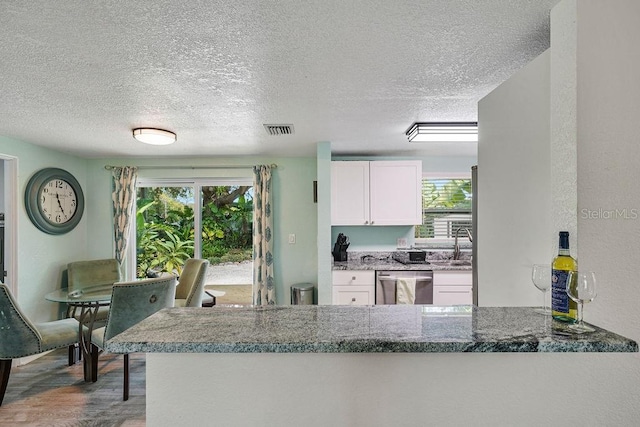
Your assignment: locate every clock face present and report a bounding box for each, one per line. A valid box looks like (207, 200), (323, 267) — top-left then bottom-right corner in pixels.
(39, 178), (78, 225)
(25, 168), (85, 235)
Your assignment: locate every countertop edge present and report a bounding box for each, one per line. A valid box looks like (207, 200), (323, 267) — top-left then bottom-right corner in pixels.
(104, 306), (638, 355)
(106, 340), (639, 354)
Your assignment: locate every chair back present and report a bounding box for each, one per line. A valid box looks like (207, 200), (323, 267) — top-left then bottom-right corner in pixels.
(67, 259), (121, 292)
(175, 259), (209, 307)
(103, 276), (176, 342)
(0, 284), (41, 358)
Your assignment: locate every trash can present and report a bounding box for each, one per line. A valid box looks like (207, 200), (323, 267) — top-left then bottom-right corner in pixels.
(291, 283), (315, 305)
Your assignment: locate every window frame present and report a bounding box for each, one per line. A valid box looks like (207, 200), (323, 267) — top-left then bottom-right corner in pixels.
(126, 177), (252, 280)
(414, 172), (473, 246)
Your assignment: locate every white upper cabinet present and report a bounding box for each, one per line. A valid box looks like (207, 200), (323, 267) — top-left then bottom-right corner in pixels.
(331, 161), (370, 225)
(331, 160), (422, 226)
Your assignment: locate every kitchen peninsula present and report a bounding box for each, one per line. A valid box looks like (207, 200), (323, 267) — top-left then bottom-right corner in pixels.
(107, 306), (636, 426)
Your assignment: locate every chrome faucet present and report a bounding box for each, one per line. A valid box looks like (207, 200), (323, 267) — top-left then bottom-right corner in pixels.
(453, 228), (473, 260)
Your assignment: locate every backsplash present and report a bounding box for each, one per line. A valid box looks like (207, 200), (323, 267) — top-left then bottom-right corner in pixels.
(344, 249), (472, 263)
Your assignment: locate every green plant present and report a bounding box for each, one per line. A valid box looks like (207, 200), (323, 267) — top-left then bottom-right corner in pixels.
(136, 201), (194, 277)
(135, 185), (253, 275)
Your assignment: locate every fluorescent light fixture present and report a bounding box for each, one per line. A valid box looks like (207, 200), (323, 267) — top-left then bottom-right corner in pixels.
(132, 128), (176, 145)
(406, 122), (478, 143)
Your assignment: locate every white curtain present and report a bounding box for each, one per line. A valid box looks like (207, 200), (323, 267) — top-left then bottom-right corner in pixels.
(253, 165), (274, 305)
(111, 166), (138, 268)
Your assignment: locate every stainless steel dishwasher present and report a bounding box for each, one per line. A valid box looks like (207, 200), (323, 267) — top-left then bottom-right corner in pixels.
(375, 270), (434, 304)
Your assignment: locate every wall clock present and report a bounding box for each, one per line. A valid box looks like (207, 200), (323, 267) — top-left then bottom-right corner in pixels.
(24, 168), (85, 235)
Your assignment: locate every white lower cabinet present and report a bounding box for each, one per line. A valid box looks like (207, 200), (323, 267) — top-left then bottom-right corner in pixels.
(332, 270), (375, 305)
(432, 271), (473, 306)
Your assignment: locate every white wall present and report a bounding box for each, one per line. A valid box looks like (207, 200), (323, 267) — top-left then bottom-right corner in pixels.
(477, 50), (552, 307)
(550, 0), (579, 254)
(467, 1), (640, 423)
(573, 0), (640, 344)
(148, 350), (640, 426)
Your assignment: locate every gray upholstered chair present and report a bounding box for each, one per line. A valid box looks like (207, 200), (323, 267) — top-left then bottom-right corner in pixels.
(0, 283), (81, 406)
(67, 258), (121, 323)
(65, 258), (121, 363)
(90, 276), (176, 400)
(174, 258), (210, 307)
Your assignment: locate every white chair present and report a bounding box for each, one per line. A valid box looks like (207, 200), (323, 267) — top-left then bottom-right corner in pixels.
(174, 259), (209, 307)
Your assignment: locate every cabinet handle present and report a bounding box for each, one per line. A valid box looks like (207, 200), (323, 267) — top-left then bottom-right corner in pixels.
(364, 221), (368, 225)
(370, 221), (374, 225)
(351, 297), (356, 302)
(352, 276), (356, 280)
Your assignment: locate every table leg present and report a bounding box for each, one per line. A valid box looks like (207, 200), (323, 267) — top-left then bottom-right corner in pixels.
(77, 303), (100, 382)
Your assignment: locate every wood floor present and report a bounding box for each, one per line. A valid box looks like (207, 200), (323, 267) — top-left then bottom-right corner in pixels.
(0, 349), (146, 426)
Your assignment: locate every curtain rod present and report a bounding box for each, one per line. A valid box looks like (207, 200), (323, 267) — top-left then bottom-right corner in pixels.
(104, 164), (277, 171)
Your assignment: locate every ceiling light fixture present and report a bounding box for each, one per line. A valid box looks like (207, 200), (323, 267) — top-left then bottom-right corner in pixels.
(132, 128), (177, 145)
(406, 122), (478, 143)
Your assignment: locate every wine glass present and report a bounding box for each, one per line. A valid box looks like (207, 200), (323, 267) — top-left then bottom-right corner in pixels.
(531, 264), (551, 315)
(566, 271), (597, 333)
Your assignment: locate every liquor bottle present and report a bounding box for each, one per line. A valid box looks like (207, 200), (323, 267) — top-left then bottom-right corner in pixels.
(551, 231), (578, 322)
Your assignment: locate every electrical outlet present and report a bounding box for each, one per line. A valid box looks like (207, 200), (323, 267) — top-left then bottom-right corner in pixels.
(397, 238), (408, 248)
(288, 234), (296, 244)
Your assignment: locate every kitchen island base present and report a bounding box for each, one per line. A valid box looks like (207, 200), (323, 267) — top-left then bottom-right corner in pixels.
(146, 351), (639, 426)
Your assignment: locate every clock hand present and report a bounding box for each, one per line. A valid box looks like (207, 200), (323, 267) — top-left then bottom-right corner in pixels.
(55, 193), (65, 215)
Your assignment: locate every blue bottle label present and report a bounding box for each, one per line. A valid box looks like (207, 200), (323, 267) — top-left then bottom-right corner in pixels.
(551, 269), (569, 313)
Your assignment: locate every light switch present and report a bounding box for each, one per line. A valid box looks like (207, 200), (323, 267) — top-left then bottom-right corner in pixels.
(288, 234), (296, 244)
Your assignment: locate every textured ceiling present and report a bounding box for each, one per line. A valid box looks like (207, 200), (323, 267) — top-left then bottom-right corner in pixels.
(0, 0), (559, 159)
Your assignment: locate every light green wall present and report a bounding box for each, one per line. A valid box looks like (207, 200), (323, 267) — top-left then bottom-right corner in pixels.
(0, 135), (319, 316)
(331, 226), (414, 251)
(316, 142), (332, 304)
(0, 136), (88, 322)
(86, 156), (318, 305)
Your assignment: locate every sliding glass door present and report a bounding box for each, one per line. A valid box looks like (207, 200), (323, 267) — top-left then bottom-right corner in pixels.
(133, 178), (253, 279)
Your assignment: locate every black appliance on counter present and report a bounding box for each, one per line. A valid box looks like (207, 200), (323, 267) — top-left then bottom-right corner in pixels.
(392, 250), (427, 264)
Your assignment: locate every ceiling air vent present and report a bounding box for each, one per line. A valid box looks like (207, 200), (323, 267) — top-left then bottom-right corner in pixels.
(263, 124), (294, 136)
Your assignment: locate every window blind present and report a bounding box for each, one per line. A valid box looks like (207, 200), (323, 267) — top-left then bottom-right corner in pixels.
(415, 178), (472, 239)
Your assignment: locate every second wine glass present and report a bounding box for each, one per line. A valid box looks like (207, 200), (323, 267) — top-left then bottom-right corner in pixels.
(566, 271), (597, 333)
(531, 264), (551, 315)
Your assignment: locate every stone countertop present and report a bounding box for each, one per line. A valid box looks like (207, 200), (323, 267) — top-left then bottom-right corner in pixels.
(105, 306), (637, 354)
(331, 251), (472, 271)
(332, 259), (472, 271)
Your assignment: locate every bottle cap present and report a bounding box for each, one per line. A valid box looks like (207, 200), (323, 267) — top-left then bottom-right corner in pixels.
(559, 231), (570, 249)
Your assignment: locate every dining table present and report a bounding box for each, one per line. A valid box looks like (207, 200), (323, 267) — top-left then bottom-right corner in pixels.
(45, 285), (113, 382)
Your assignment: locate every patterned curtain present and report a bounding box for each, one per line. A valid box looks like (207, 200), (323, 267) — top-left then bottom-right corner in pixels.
(111, 166), (138, 268)
(253, 165), (274, 305)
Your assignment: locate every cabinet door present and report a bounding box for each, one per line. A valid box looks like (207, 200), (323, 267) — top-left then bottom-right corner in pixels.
(332, 270), (375, 286)
(331, 161), (370, 225)
(332, 286), (373, 305)
(369, 161), (422, 225)
(433, 271), (473, 305)
(433, 271), (473, 286)
(433, 286), (473, 305)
